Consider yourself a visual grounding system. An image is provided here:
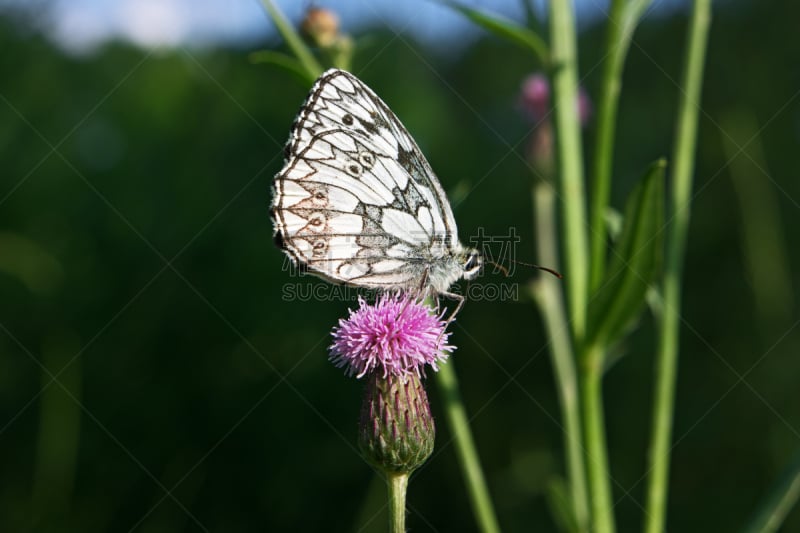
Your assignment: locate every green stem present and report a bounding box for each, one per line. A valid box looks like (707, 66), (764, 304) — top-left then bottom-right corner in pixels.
(388, 473), (409, 533)
(32, 339), (82, 522)
(260, 0), (323, 80)
(588, 0), (655, 290)
(531, 178), (589, 531)
(644, 1), (712, 532)
(581, 343), (615, 533)
(588, 0), (626, 291)
(549, 0), (590, 342)
(435, 362), (501, 533)
(741, 451), (800, 533)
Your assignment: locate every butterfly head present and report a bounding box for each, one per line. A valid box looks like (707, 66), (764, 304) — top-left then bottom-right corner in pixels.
(462, 248), (483, 281)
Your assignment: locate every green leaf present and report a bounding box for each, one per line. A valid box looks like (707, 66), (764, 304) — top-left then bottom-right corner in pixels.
(545, 476), (580, 533)
(604, 206), (624, 243)
(249, 50), (317, 86)
(440, 1), (549, 65)
(741, 450), (800, 533)
(586, 159), (666, 347)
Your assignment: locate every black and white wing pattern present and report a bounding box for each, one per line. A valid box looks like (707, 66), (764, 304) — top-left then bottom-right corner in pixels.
(271, 68), (482, 295)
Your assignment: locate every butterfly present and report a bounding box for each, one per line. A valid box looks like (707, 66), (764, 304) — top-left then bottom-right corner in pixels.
(271, 68), (483, 306)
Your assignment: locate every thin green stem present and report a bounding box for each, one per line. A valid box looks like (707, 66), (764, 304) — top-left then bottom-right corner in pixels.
(741, 451), (800, 533)
(644, 1), (712, 532)
(33, 342), (82, 519)
(549, 0), (590, 343)
(581, 343), (615, 533)
(435, 362), (501, 533)
(588, 0), (655, 291)
(260, 0), (323, 80)
(531, 178), (589, 531)
(388, 473), (409, 533)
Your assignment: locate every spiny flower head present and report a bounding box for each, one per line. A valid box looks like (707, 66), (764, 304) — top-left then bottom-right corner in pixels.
(358, 372), (435, 474)
(329, 293), (454, 378)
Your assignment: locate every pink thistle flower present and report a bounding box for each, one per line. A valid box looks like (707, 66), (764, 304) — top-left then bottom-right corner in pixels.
(329, 293), (454, 379)
(520, 73), (551, 123)
(519, 73), (592, 127)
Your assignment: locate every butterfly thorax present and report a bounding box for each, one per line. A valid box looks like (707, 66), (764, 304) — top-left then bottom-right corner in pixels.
(425, 245), (482, 294)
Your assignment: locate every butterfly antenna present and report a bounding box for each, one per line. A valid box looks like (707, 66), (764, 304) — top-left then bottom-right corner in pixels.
(511, 259), (563, 279)
(487, 260), (510, 278)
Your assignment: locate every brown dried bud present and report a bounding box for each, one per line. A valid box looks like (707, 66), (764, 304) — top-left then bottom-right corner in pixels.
(301, 7), (340, 48)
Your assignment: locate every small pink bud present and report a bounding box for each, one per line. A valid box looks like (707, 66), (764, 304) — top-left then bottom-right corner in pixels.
(519, 73), (592, 128)
(577, 86), (592, 127)
(520, 74), (550, 123)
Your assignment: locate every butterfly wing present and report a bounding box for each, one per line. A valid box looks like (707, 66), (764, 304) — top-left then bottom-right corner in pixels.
(272, 69), (463, 290)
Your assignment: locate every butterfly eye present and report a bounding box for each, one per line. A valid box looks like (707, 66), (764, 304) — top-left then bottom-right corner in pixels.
(463, 251), (482, 279)
(342, 114), (354, 125)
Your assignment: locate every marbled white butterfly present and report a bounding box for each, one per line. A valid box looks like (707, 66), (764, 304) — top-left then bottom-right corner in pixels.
(271, 69), (483, 304)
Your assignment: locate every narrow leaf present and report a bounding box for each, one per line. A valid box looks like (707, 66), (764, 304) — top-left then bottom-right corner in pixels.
(249, 50), (316, 85)
(586, 159), (666, 347)
(742, 451), (800, 533)
(545, 476), (580, 533)
(259, 0), (322, 80)
(441, 1), (548, 65)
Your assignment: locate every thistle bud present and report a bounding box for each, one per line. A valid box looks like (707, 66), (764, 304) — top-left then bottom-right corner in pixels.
(358, 372), (435, 474)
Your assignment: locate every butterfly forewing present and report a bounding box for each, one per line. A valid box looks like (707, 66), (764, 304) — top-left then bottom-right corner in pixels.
(273, 69), (473, 294)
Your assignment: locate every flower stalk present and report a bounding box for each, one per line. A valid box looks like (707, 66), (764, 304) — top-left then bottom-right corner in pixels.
(524, 85), (589, 528)
(549, 0), (590, 342)
(588, 0), (627, 291)
(435, 361), (501, 533)
(530, 178), (589, 529)
(580, 342), (615, 533)
(645, 1), (712, 531)
(388, 472), (409, 533)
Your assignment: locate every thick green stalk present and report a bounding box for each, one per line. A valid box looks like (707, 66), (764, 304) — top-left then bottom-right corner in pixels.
(435, 362), (501, 533)
(589, 0), (654, 290)
(549, 0), (590, 341)
(388, 473), (409, 533)
(644, 1), (712, 532)
(531, 179), (589, 531)
(588, 0), (624, 291)
(581, 343), (615, 533)
(260, 0), (323, 79)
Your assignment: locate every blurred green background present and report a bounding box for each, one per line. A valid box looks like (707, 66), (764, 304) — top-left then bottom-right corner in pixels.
(1, 1), (799, 531)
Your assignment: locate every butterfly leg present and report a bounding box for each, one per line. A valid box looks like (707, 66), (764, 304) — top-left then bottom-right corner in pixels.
(438, 290), (465, 328)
